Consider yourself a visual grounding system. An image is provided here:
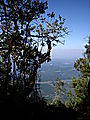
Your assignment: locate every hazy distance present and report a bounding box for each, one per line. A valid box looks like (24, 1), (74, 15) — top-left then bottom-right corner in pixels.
(51, 48), (84, 60)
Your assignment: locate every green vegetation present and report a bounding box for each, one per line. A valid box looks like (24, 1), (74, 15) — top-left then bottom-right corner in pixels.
(50, 78), (65, 106)
(65, 77), (88, 111)
(65, 39), (90, 111)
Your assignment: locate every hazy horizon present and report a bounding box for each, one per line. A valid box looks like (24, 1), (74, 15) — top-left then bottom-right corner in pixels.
(51, 48), (84, 59)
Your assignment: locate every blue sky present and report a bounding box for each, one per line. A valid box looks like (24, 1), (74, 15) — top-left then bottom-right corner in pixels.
(47, 0), (90, 50)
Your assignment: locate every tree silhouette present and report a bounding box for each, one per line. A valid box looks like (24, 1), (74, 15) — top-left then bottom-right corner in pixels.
(0, 0), (67, 98)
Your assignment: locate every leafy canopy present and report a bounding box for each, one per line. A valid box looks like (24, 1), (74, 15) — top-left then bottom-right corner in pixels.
(0, 0), (67, 97)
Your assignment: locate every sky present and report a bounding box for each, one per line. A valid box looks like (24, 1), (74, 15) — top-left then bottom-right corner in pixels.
(46, 0), (90, 58)
(47, 0), (90, 49)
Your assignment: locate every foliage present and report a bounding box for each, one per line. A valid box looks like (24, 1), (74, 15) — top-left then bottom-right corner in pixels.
(74, 38), (90, 78)
(65, 39), (90, 111)
(0, 0), (67, 98)
(51, 78), (65, 107)
(65, 77), (88, 111)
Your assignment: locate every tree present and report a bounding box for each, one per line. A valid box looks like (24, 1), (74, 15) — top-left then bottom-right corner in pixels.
(51, 78), (65, 107)
(65, 39), (90, 111)
(0, 0), (67, 98)
(74, 38), (90, 78)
